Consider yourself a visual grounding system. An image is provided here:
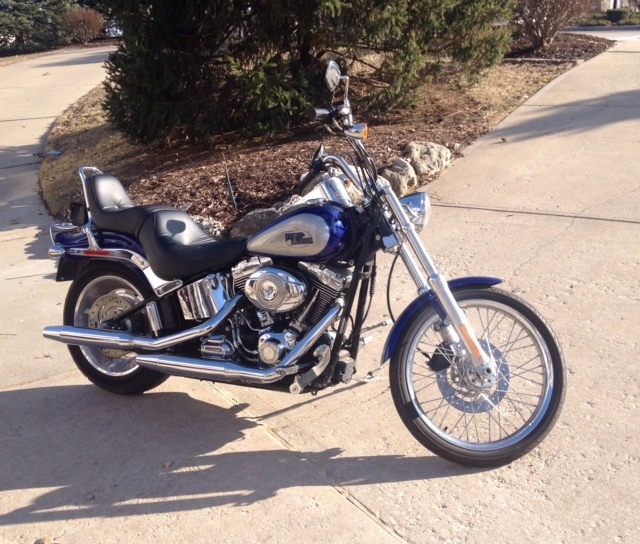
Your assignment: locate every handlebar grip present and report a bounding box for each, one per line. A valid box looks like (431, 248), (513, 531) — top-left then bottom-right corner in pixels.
(307, 106), (334, 121)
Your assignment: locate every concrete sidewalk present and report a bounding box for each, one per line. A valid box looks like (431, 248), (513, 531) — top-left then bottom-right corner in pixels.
(1, 43), (639, 543)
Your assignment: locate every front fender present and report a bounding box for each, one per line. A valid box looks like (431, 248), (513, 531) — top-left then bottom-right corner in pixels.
(380, 276), (502, 365)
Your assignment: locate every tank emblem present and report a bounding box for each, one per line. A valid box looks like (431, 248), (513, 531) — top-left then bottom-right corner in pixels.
(285, 232), (313, 245)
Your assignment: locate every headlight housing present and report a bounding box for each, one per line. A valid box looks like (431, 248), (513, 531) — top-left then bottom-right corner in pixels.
(399, 193), (431, 233)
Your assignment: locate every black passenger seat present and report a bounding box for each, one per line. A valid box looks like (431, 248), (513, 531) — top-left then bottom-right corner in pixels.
(86, 174), (173, 237)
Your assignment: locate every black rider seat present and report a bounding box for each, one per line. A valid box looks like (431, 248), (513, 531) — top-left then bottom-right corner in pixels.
(138, 209), (247, 280)
(86, 174), (173, 237)
(87, 174), (247, 281)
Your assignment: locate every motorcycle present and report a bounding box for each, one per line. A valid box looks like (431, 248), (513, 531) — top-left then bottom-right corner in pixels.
(43, 61), (565, 467)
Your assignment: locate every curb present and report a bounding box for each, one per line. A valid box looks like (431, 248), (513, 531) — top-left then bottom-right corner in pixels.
(503, 58), (583, 66)
(563, 25), (640, 32)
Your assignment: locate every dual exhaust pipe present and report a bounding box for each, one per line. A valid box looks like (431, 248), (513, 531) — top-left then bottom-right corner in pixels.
(42, 299), (342, 386)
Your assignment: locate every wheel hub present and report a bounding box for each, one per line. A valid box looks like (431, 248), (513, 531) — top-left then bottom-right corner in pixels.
(436, 340), (510, 413)
(88, 292), (138, 358)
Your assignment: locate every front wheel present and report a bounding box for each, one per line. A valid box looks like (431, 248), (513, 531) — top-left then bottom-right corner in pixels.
(64, 265), (169, 395)
(390, 287), (565, 467)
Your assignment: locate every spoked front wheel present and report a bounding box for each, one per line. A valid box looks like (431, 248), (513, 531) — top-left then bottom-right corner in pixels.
(390, 287), (565, 467)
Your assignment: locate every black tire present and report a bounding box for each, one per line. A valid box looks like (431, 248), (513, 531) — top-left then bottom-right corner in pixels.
(390, 287), (565, 467)
(63, 264), (169, 395)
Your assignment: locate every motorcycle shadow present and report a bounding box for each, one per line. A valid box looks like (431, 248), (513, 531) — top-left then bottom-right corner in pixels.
(0, 383), (481, 525)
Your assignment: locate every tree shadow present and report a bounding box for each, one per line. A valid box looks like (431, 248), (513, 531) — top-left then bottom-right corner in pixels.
(0, 384), (475, 526)
(35, 50), (112, 69)
(491, 90), (640, 143)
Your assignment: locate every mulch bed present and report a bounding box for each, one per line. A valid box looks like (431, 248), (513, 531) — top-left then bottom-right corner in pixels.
(63, 33), (612, 229)
(506, 33), (612, 61)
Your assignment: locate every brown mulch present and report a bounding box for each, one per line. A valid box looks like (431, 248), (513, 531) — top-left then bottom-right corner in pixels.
(41, 34), (613, 228)
(506, 33), (612, 61)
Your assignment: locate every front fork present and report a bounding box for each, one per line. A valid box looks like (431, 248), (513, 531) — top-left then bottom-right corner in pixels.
(379, 184), (497, 387)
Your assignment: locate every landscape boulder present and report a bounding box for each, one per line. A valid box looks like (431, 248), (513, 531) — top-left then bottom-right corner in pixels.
(190, 215), (227, 240)
(227, 196), (305, 238)
(405, 141), (451, 178)
(228, 208), (280, 238)
(380, 158), (418, 197)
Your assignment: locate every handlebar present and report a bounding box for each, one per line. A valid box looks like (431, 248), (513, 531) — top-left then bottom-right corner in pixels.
(306, 105), (338, 122)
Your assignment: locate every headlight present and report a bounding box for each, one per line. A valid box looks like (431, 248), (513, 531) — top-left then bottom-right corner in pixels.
(399, 193), (431, 233)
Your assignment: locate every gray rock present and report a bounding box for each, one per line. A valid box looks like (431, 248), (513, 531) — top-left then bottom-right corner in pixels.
(381, 158), (418, 197)
(190, 215), (227, 240)
(346, 182), (365, 205)
(228, 207), (280, 238)
(405, 141), (451, 178)
(272, 195), (302, 213)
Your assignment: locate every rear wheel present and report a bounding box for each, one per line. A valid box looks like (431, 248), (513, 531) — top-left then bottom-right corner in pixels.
(390, 287), (565, 467)
(63, 266), (168, 395)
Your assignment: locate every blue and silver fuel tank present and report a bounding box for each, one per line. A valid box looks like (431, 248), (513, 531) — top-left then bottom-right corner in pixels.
(247, 202), (356, 263)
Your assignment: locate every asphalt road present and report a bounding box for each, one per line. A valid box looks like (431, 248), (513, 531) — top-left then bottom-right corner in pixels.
(1, 40), (639, 543)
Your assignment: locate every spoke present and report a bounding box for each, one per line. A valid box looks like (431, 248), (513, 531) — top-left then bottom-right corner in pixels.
(485, 311), (508, 340)
(499, 342), (537, 355)
(472, 401), (480, 443)
(508, 354), (543, 371)
(422, 395), (453, 407)
(475, 306), (487, 335)
(437, 393), (455, 429)
(503, 393), (530, 423)
(424, 395), (449, 419)
(481, 393), (520, 433)
(500, 319), (518, 357)
(412, 370), (435, 379)
(413, 380), (440, 394)
(447, 410), (468, 438)
(503, 393), (539, 410)
(509, 366), (544, 380)
(495, 389), (541, 398)
(463, 410), (470, 442)
(498, 328), (528, 356)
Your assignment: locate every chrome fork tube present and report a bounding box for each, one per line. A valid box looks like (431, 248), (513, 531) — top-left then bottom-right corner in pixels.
(379, 184), (495, 380)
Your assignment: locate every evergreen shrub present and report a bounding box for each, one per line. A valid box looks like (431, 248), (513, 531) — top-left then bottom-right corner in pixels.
(606, 9), (631, 24)
(104, 0), (513, 144)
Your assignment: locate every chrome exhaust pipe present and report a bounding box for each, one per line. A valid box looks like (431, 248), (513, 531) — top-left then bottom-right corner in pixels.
(134, 354), (287, 384)
(42, 295), (243, 351)
(135, 301), (343, 384)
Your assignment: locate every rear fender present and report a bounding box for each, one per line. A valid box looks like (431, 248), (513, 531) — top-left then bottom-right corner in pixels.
(53, 230), (150, 288)
(380, 276), (503, 365)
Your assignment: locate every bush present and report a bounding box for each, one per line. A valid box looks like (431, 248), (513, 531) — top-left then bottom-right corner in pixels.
(59, 8), (105, 44)
(103, 0), (514, 144)
(514, 0), (593, 49)
(0, 0), (70, 53)
(606, 9), (631, 24)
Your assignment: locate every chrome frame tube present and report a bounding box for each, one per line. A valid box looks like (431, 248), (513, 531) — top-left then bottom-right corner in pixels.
(78, 166), (103, 221)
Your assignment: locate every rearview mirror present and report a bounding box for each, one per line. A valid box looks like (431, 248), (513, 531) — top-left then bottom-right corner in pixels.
(325, 61), (341, 93)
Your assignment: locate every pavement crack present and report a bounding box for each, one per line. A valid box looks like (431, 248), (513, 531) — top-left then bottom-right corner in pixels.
(512, 209), (584, 279)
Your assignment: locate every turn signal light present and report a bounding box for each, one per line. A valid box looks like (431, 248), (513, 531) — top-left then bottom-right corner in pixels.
(345, 123), (368, 141)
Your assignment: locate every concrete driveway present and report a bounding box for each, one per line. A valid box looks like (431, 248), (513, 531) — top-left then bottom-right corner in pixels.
(1, 43), (639, 543)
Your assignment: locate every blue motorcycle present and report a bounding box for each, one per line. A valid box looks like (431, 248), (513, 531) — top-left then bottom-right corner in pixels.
(43, 62), (565, 467)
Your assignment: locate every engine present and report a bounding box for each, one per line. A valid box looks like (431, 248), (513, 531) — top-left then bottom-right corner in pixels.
(229, 257), (352, 366)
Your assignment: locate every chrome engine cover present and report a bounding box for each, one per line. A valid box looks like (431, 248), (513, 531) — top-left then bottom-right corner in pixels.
(245, 267), (307, 313)
(177, 273), (230, 320)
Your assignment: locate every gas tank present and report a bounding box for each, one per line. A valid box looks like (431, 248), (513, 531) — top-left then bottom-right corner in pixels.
(247, 202), (356, 263)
